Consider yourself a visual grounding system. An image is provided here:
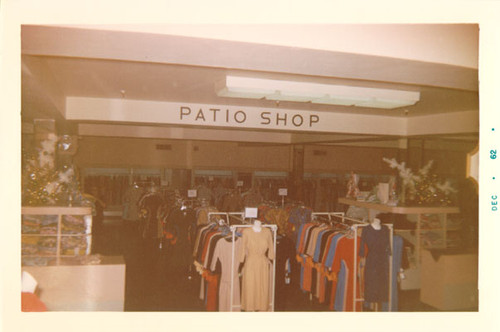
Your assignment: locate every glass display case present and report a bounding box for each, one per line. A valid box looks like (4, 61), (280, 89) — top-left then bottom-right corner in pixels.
(21, 206), (92, 266)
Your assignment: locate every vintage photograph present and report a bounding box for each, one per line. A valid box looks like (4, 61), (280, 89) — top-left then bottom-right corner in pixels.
(18, 24), (480, 315)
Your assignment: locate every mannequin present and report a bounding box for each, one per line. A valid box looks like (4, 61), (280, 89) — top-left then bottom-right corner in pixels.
(239, 219), (274, 311)
(252, 219), (262, 233)
(360, 216), (391, 310)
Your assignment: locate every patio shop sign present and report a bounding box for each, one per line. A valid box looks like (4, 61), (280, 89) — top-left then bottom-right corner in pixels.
(179, 105), (320, 129)
(66, 97), (410, 136)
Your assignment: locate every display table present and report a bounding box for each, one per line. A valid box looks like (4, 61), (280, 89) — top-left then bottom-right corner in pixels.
(22, 255), (125, 311)
(420, 249), (478, 310)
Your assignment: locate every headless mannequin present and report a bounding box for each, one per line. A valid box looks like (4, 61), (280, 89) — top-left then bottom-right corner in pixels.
(252, 219), (262, 233)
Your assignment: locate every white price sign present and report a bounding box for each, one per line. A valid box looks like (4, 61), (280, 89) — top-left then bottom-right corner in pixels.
(245, 207), (258, 219)
(278, 188), (288, 196)
(236, 180), (244, 187)
(187, 189), (197, 198)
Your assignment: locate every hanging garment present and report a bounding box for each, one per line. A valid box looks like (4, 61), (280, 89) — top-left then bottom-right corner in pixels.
(123, 186), (144, 221)
(196, 206), (218, 226)
(222, 192), (243, 212)
(275, 235), (296, 290)
(312, 228), (336, 300)
(265, 208), (291, 237)
(331, 236), (362, 311)
(381, 235), (402, 311)
(359, 224), (391, 303)
(139, 193), (164, 239)
(201, 270), (219, 311)
(288, 206), (312, 228)
(318, 231), (338, 304)
(210, 237), (241, 311)
(192, 224), (218, 302)
(197, 185), (214, 203)
(243, 190), (263, 207)
(193, 224), (216, 259)
(165, 208), (197, 273)
(195, 229), (222, 302)
(239, 227), (275, 311)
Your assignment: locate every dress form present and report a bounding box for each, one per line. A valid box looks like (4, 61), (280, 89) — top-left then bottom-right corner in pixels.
(252, 219), (262, 232)
(371, 218), (382, 230)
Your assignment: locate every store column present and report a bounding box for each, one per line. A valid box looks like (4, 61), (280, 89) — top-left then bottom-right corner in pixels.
(291, 145), (305, 202)
(407, 138), (425, 171)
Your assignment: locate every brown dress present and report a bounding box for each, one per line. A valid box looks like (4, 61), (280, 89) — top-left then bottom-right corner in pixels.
(238, 227), (275, 311)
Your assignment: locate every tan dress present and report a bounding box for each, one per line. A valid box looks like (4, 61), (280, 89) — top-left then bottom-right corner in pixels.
(210, 237), (241, 311)
(238, 227), (275, 311)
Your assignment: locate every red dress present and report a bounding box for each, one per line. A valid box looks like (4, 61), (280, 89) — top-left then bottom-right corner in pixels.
(331, 236), (362, 311)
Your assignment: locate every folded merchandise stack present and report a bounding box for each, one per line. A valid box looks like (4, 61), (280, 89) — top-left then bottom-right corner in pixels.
(61, 236), (89, 255)
(22, 236), (40, 255)
(37, 237), (57, 255)
(61, 215), (87, 234)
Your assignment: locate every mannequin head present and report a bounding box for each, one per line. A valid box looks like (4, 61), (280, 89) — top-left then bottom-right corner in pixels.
(252, 219), (262, 232)
(371, 218), (381, 230)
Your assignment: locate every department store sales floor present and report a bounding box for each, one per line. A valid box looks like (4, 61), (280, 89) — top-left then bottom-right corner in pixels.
(95, 217), (439, 312)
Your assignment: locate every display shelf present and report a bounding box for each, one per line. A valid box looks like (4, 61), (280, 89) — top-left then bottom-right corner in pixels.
(337, 198), (459, 214)
(22, 206), (92, 265)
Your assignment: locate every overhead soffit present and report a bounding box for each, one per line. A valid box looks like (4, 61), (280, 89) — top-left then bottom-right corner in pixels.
(53, 24), (479, 69)
(20, 25), (479, 142)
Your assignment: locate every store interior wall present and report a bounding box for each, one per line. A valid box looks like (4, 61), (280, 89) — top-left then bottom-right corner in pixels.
(19, 134), (471, 179)
(23, 132), (474, 180)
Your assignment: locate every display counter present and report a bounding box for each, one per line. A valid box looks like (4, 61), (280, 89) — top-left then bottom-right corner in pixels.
(22, 255), (125, 311)
(420, 249), (478, 310)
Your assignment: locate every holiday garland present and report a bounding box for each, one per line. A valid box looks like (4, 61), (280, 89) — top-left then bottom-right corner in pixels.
(22, 134), (88, 206)
(382, 158), (457, 206)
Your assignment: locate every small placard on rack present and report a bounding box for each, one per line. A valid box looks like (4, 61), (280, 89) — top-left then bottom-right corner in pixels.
(278, 188), (288, 196)
(236, 180), (244, 187)
(244, 207), (258, 219)
(187, 189), (197, 198)
(208, 176), (214, 181)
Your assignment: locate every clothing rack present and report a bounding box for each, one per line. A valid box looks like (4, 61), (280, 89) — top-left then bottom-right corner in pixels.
(328, 214), (371, 227)
(352, 223), (394, 312)
(206, 212), (247, 225)
(312, 212), (345, 223)
(302, 214), (363, 304)
(133, 180), (155, 187)
(207, 212), (230, 225)
(181, 199), (199, 209)
(228, 212), (245, 219)
(229, 224), (278, 312)
(226, 213), (252, 225)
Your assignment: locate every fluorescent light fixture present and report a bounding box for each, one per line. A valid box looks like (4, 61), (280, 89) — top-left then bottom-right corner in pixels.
(215, 75), (420, 109)
(267, 91), (326, 102)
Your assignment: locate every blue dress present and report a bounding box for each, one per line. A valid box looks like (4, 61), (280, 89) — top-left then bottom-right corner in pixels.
(360, 224), (391, 303)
